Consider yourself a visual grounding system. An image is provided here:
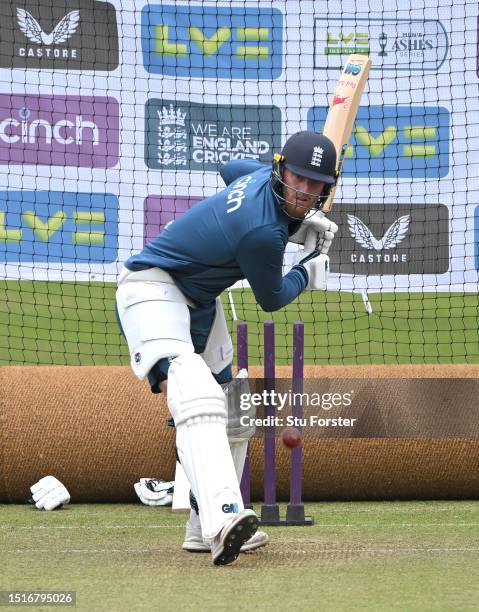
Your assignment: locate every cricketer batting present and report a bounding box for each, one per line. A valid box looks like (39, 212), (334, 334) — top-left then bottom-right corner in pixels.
(115, 130), (339, 565)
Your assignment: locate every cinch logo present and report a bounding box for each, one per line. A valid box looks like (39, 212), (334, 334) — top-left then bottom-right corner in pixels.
(0, 94), (119, 168)
(145, 99), (281, 171)
(0, 191), (118, 263)
(344, 62), (361, 75)
(314, 18), (448, 72)
(222, 503), (239, 513)
(1, 111), (98, 145)
(0, 1), (119, 70)
(327, 203), (449, 275)
(308, 105), (450, 178)
(226, 175), (252, 214)
(141, 5), (283, 79)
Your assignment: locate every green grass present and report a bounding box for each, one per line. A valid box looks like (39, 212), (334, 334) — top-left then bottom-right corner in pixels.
(1, 280), (479, 366)
(1, 502), (479, 611)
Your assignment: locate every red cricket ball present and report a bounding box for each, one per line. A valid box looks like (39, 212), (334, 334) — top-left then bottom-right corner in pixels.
(281, 426), (303, 449)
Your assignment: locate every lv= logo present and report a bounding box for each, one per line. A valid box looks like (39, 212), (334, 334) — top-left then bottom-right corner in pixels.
(347, 125), (437, 158)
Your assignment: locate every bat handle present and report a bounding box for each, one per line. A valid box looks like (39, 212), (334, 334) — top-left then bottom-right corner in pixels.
(322, 143), (347, 213)
(304, 228), (318, 253)
(336, 143), (348, 176)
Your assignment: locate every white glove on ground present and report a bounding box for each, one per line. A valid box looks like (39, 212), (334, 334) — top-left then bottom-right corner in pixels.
(134, 478), (174, 506)
(30, 476), (70, 511)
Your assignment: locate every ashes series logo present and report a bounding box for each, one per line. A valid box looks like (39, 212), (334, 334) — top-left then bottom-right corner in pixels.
(328, 204), (449, 275)
(314, 17), (448, 71)
(0, 1), (118, 70)
(141, 4), (283, 79)
(145, 100), (281, 171)
(308, 105), (450, 178)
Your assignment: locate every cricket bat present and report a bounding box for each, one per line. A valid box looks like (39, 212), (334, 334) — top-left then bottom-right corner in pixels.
(322, 53), (372, 213)
(304, 54), (371, 253)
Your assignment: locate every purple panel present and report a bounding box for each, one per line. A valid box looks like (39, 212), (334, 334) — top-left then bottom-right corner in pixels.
(0, 94), (119, 168)
(241, 450), (251, 506)
(290, 321), (304, 505)
(237, 321), (250, 505)
(263, 320), (276, 505)
(143, 196), (201, 244)
(237, 321), (248, 371)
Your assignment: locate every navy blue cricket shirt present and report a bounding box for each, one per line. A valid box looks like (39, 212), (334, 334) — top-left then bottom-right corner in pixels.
(125, 159), (307, 311)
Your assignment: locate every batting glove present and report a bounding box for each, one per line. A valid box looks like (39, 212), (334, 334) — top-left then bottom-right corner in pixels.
(134, 478), (174, 506)
(289, 211), (338, 255)
(29, 476), (70, 511)
(293, 252), (330, 291)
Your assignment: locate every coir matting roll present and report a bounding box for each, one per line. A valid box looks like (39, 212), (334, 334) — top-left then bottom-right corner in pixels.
(1, 365), (479, 502)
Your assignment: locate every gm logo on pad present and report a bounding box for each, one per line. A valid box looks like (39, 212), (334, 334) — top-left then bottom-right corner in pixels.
(222, 503), (239, 513)
(308, 105), (450, 178)
(141, 5), (283, 79)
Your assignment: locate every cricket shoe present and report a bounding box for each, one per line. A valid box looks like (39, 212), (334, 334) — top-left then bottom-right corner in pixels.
(211, 509), (259, 566)
(183, 521), (268, 553)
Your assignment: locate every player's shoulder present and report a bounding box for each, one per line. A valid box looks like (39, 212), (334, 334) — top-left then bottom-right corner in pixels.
(220, 158), (268, 186)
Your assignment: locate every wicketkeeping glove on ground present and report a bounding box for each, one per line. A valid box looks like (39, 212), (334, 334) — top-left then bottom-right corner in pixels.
(29, 475), (70, 510)
(134, 478), (174, 506)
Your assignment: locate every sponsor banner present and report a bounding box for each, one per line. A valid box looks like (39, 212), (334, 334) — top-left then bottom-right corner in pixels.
(328, 203), (449, 275)
(143, 200), (450, 277)
(144, 196), (200, 244)
(0, 0), (119, 70)
(477, 16), (479, 77)
(475, 206), (479, 270)
(0, 191), (118, 263)
(0, 94), (119, 168)
(308, 105), (450, 178)
(141, 4), (283, 79)
(314, 17), (448, 71)
(145, 100), (281, 171)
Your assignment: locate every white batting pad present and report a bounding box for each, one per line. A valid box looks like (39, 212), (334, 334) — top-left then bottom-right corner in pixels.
(172, 461), (191, 512)
(228, 439), (249, 483)
(168, 353), (243, 540)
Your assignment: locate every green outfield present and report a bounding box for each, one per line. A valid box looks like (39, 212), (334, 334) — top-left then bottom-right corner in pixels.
(1, 502), (479, 611)
(1, 280), (478, 366)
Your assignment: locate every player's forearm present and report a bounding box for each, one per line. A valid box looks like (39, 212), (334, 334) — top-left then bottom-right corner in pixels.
(252, 268), (306, 312)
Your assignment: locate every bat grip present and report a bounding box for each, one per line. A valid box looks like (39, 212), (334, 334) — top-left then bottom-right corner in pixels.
(303, 228), (318, 253)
